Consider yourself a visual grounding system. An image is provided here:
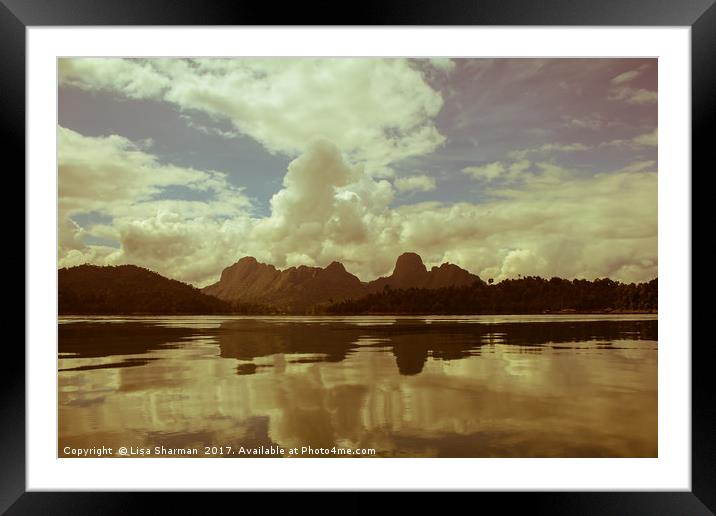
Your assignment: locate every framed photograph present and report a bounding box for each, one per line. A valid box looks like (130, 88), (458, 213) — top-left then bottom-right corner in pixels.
(7, 0), (709, 512)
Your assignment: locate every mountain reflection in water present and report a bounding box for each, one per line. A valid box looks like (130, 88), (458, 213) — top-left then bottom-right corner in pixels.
(58, 315), (657, 458)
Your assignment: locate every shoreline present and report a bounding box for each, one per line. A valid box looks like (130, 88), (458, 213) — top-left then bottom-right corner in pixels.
(58, 310), (658, 317)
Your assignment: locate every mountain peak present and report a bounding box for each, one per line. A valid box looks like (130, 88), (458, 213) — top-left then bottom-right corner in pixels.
(393, 252), (427, 275)
(220, 256), (265, 278)
(325, 261), (346, 273)
(384, 252), (429, 288)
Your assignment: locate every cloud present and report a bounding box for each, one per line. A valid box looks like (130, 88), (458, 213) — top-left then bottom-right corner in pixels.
(633, 128), (658, 146)
(179, 114), (240, 139)
(394, 175), (437, 192)
(618, 160), (656, 173)
(609, 86), (658, 105)
(463, 160), (569, 190)
(240, 142), (656, 283)
(427, 58), (456, 73)
(59, 58), (446, 176)
(112, 213), (255, 284)
(58, 126), (254, 284)
(537, 142), (590, 152)
(560, 114), (606, 130)
(506, 143), (591, 161)
(60, 129), (657, 286)
(247, 139), (395, 273)
(59, 126), (250, 218)
(610, 70), (640, 85)
(609, 64), (651, 86)
(438, 162), (658, 283)
(604, 65), (657, 105)
(463, 162), (505, 181)
(462, 160), (531, 184)
(600, 128), (658, 148)
(59, 58), (170, 99)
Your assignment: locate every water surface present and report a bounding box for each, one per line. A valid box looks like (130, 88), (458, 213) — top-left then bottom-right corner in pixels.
(58, 315), (657, 457)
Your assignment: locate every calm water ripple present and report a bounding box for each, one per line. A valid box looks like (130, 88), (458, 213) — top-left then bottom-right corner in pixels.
(58, 315), (657, 458)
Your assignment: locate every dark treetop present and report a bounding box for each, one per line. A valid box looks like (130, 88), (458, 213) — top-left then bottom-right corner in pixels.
(326, 276), (657, 315)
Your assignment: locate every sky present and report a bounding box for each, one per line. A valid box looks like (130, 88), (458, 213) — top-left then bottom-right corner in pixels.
(58, 58), (657, 287)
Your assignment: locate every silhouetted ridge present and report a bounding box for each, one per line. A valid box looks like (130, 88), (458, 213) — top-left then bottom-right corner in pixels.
(203, 256), (365, 312)
(59, 258), (659, 315)
(368, 252), (480, 292)
(202, 252), (480, 312)
(325, 261), (347, 273)
(394, 252), (427, 274)
(59, 264), (233, 315)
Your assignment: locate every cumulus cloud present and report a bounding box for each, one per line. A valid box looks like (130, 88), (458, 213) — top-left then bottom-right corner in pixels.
(58, 126), (253, 284)
(439, 163), (657, 283)
(210, 148), (652, 284)
(394, 175), (437, 192)
(247, 139), (395, 274)
(369, 165), (657, 284)
(60, 128), (657, 286)
(58, 58), (657, 287)
(59, 127), (231, 214)
(59, 58), (446, 176)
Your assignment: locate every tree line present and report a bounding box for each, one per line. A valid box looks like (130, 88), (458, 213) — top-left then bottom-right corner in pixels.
(326, 276), (657, 315)
(59, 264), (234, 315)
(59, 264), (282, 315)
(59, 264), (657, 315)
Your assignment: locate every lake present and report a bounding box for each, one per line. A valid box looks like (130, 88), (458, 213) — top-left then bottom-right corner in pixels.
(58, 315), (657, 458)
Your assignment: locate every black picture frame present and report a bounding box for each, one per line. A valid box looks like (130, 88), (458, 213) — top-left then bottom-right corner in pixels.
(4, 0), (709, 513)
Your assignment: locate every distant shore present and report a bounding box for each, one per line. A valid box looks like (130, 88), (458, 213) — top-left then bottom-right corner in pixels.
(59, 309), (657, 317)
(59, 263), (658, 318)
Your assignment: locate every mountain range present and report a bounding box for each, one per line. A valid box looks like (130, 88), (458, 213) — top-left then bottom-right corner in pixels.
(202, 252), (481, 312)
(57, 254), (657, 315)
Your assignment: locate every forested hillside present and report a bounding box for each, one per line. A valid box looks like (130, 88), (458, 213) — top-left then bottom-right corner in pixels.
(327, 276), (657, 315)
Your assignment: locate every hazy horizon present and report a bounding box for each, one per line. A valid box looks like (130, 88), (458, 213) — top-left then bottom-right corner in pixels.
(58, 58), (657, 288)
